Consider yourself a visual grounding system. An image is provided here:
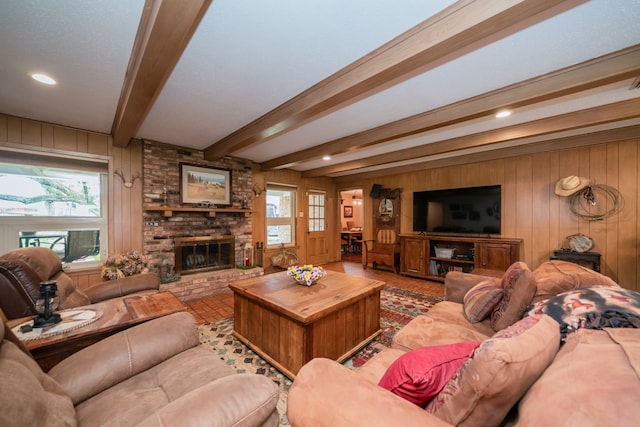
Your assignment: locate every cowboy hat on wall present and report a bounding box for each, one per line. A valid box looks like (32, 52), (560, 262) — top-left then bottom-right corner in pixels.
(554, 175), (593, 197)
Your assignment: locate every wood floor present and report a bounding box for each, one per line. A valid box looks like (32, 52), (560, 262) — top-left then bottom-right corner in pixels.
(184, 253), (445, 325)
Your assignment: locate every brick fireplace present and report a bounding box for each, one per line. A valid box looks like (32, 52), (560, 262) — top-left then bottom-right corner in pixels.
(143, 141), (262, 300)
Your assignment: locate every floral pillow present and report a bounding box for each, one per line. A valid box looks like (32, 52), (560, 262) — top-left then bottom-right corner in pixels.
(524, 287), (640, 341)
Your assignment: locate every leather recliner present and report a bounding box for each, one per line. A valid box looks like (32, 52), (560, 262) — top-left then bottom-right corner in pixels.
(0, 247), (160, 320)
(0, 310), (280, 426)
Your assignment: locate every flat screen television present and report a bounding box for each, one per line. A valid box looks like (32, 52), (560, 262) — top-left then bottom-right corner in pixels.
(412, 185), (501, 235)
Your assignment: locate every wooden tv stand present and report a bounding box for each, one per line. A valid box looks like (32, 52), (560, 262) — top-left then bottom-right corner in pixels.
(400, 235), (521, 281)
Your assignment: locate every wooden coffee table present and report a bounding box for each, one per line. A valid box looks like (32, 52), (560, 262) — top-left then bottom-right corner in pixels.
(8, 291), (186, 371)
(229, 270), (385, 379)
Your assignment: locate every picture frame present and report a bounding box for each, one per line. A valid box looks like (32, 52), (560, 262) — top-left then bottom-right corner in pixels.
(180, 163), (231, 206)
(343, 205), (353, 218)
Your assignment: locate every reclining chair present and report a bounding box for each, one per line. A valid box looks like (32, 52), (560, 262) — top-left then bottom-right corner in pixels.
(0, 247), (159, 320)
(0, 310), (279, 426)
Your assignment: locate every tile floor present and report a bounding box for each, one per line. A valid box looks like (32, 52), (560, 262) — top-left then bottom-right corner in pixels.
(184, 254), (445, 325)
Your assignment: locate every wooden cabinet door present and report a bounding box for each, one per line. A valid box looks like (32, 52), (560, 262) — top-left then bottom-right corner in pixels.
(401, 237), (425, 275)
(475, 243), (516, 271)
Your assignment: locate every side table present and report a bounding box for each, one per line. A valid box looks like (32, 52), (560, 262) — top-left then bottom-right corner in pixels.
(7, 291), (186, 371)
(551, 249), (601, 272)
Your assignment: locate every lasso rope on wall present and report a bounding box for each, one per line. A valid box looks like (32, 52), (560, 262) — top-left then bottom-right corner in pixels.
(568, 184), (623, 221)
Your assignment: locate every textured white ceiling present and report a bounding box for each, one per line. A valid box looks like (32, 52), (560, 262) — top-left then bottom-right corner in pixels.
(1, 0), (639, 178)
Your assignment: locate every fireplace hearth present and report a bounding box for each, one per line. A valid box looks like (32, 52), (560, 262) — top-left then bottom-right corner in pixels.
(174, 236), (235, 275)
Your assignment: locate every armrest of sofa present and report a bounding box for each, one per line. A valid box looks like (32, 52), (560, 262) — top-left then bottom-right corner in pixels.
(288, 358), (453, 427)
(444, 271), (501, 303)
(48, 311), (199, 405)
(135, 374), (279, 427)
(83, 272), (160, 303)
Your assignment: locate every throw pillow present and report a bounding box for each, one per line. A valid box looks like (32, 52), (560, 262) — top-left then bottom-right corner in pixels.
(426, 314), (560, 427)
(378, 341), (481, 407)
(463, 280), (503, 323)
(524, 287), (640, 341)
(491, 261), (536, 331)
(533, 260), (619, 301)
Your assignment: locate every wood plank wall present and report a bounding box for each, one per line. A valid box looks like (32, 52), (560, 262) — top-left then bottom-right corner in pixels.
(0, 114), (144, 287)
(337, 138), (639, 291)
(2, 113), (637, 291)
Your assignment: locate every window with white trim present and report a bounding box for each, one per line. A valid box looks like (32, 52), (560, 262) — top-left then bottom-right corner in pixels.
(0, 150), (108, 269)
(308, 191), (325, 232)
(266, 184), (296, 247)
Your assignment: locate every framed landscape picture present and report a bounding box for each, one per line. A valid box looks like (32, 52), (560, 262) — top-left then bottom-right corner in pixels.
(180, 163), (231, 206)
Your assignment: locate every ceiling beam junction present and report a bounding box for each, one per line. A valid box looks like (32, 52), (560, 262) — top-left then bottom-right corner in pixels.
(204, 0), (586, 160)
(111, 0), (212, 147)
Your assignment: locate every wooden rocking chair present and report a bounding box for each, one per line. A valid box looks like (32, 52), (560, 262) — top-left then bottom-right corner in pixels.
(363, 228), (400, 273)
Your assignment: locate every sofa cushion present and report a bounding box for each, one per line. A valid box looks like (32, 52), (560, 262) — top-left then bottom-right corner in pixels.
(514, 328), (640, 426)
(490, 262), (536, 331)
(378, 341), (480, 407)
(55, 272), (91, 309)
(0, 336), (76, 427)
(357, 347), (406, 386)
(533, 260), (619, 301)
(524, 287), (640, 341)
(392, 302), (493, 352)
(463, 280), (503, 323)
(426, 314), (560, 427)
(73, 345), (238, 426)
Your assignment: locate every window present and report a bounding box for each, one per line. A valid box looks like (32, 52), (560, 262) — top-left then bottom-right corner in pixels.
(0, 150), (108, 269)
(308, 191), (325, 232)
(266, 184), (296, 247)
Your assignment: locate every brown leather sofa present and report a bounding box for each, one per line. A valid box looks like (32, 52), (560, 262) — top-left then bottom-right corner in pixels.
(0, 247), (159, 320)
(0, 310), (280, 426)
(288, 261), (640, 426)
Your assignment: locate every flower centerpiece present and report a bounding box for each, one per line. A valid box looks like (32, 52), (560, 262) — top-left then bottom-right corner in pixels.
(101, 250), (149, 280)
(287, 264), (326, 286)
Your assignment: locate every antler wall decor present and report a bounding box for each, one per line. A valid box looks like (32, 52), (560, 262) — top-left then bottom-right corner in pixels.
(114, 170), (141, 188)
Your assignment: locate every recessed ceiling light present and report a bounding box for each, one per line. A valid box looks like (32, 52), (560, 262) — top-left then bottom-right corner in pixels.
(495, 110), (511, 118)
(31, 73), (57, 85)
(322, 155), (331, 161)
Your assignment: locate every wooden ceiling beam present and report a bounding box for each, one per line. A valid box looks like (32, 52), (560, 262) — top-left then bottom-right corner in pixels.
(262, 45), (640, 170)
(204, 0), (585, 160)
(111, 0), (211, 147)
(332, 124), (640, 182)
(303, 98), (640, 177)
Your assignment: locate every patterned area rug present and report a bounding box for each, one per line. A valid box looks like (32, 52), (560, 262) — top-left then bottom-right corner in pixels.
(198, 285), (441, 426)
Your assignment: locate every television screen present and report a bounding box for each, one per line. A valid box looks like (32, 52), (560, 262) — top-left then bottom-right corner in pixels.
(413, 185), (501, 235)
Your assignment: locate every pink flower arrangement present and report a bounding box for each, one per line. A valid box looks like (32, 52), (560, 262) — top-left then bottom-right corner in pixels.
(101, 250), (149, 280)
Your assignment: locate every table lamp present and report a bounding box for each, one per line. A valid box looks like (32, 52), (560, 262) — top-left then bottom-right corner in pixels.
(33, 280), (62, 327)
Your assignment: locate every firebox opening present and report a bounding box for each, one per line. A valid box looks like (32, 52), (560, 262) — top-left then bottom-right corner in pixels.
(174, 235), (235, 275)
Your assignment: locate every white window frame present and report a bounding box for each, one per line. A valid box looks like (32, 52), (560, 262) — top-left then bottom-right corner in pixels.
(0, 148), (109, 270)
(265, 183), (296, 248)
(307, 190), (326, 232)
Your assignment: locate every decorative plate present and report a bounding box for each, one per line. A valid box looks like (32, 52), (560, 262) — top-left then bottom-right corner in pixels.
(567, 234), (594, 253)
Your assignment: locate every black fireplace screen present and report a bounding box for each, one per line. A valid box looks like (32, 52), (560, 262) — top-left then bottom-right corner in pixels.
(174, 236), (234, 274)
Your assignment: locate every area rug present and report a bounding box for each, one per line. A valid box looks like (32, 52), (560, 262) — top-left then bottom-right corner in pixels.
(198, 285), (441, 426)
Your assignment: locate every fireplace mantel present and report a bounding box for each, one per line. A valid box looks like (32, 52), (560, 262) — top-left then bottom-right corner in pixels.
(145, 204), (252, 217)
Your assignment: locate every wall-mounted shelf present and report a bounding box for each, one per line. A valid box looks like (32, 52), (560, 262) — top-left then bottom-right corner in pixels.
(144, 205), (252, 217)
